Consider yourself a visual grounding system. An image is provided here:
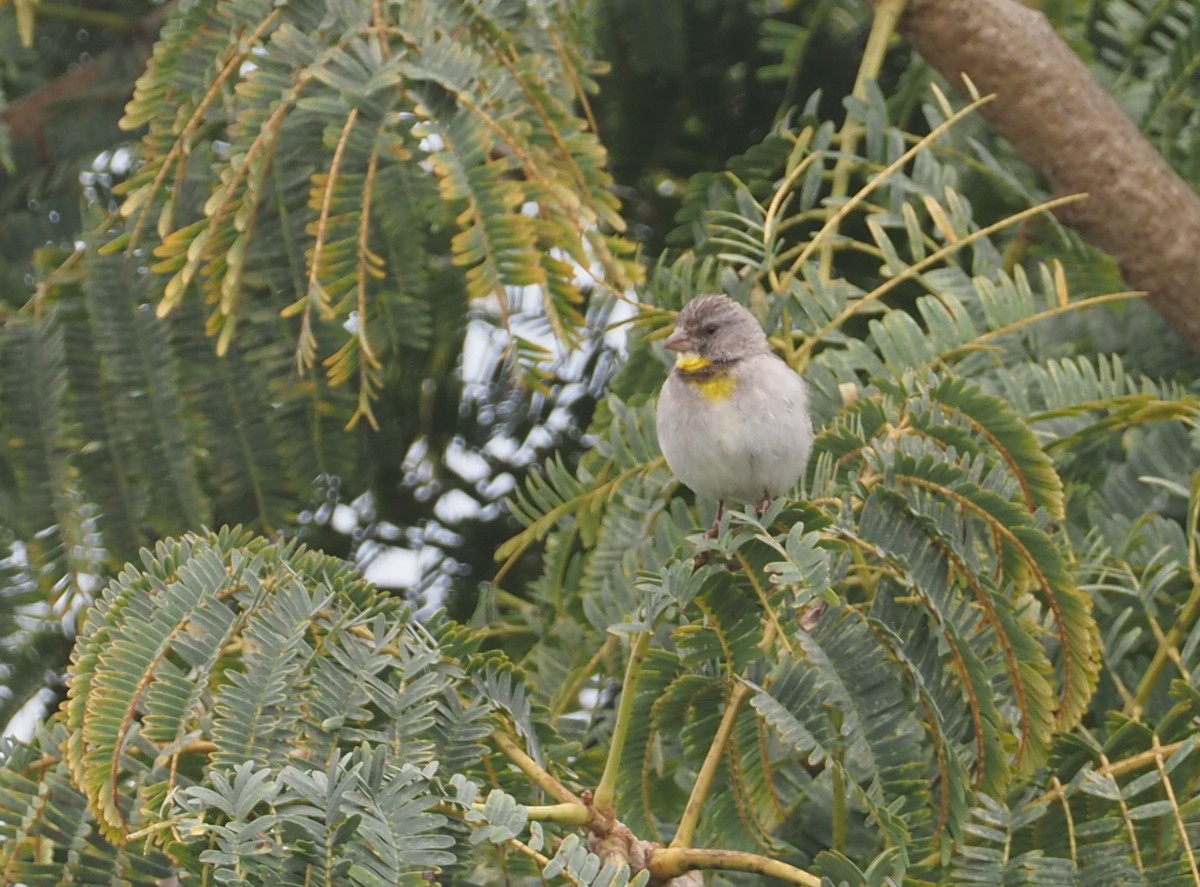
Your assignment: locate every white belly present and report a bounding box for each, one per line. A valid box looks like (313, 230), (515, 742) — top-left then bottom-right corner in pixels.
(656, 356), (813, 505)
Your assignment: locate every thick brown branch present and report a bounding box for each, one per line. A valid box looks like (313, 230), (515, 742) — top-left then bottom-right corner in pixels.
(895, 0), (1200, 353)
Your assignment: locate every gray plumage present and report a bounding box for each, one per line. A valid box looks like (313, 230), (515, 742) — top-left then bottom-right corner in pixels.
(656, 294), (813, 509)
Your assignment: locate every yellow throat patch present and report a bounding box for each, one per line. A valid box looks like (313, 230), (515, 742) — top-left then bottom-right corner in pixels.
(674, 352), (737, 402)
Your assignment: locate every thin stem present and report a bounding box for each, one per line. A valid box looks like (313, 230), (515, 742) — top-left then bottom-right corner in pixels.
(780, 93), (994, 300)
(1050, 776), (1077, 861)
(735, 551), (793, 656)
(521, 803), (591, 825)
(493, 587), (541, 616)
(917, 736), (1193, 870)
(1154, 733), (1200, 882)
(1098, 751), (1144, 871)
(795, 191), (1085, 364)
(1130, 474), (1200, 716)
(648, 847), (822, 887)
(670, 681), (751, 849)
(949, 291), (1144, 358)
(503, 837), (562, 877)
(818, 0), (911, 281)
(592, 629), (653, 814)
(762, 133), (822, 294)
(1031, 738), (1190, 807)
(491, 730), (580, 805)
(551, 634), (619, 726)
(831, 714), (847, 851)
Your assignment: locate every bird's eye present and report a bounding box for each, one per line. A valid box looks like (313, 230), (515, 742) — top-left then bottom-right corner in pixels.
(702, 322), (719, 336)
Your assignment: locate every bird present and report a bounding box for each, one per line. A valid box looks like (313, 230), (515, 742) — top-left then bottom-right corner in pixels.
(655, 294), (813, 539)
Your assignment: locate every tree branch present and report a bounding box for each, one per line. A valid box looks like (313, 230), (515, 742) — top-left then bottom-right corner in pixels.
(822, 0), (910, 280)
(648, 847), (823, 887)
(892, 0), (1200, 353)
(669, 680), (750, 849)
(490, 729), (582, 806)
(592, 628), (652, 815)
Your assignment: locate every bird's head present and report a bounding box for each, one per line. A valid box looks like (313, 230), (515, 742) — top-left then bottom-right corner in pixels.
(663, 294), (770, 366)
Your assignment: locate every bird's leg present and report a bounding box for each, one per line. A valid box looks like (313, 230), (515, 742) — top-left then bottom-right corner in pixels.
(704, 500), (725, 539)
(693, 501), (725, 568)
(756, 490), (773, 515)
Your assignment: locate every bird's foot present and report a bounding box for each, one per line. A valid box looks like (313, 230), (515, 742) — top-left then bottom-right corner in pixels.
(692, 550), (740, 570)
(692, 502), (725, 567)
(703, 501), (726, 538)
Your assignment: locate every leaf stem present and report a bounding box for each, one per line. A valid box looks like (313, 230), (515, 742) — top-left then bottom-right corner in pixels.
(670, 680), (751, 849)
(795, 191), (1083, 364)
(735, 550), (793, 656)
(493, 459), (661, 586)
(1153, 732), (1200, 882)
(523, 803), (592, 825)
(491, 730), (581, 805)
(592, 629), (653, 814)
(831, 746), (847, 851)
(818, 0), (910, 281)
(648, 846), (822, 887)
(781, 92), (994, 304)
(1129, 470), (1200, 716)
(915, 737), (1194, 869)
(762, 131), (822, 295)
(503, 836), (556, 871)
(551, 634), (619, 726)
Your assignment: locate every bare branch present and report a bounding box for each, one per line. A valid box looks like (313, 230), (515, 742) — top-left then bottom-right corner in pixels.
(895, 0), (1200, 353)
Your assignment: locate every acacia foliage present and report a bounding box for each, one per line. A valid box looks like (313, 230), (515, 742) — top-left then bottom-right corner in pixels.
(3, 1), (1200, 885)
(4, 88), (1200, 887)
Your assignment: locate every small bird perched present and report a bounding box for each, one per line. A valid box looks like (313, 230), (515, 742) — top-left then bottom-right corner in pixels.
(655, 294), (813, 537)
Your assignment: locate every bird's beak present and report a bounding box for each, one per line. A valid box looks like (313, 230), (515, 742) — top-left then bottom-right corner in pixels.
(663, 327), (692, 352)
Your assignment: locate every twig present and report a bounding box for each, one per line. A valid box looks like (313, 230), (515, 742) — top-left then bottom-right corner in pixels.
(1129, 472), (1200, 716)
(818, 0), (911, 280)
(735, 551), (794, 656)
(552, 634), (619, 726)
(1153, 733), (1200, 883)
(1031, 738), (1190, 807)
(592, 629), (653, 814)
(670, 681), (751, 849)
(491, 730), (581, 805)
(648, 846), (822, 887)
(794, 191), (1084, 364)
(522, 803), (592, 825)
